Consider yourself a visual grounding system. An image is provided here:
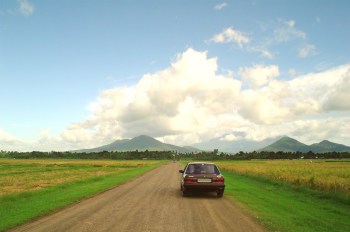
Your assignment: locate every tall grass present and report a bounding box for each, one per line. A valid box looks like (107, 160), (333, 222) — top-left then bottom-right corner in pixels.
(0, 159), (160, 197)
(222, 170), (350, 232)
(216, 160), (350, 196)
(0, 159), (164, 231)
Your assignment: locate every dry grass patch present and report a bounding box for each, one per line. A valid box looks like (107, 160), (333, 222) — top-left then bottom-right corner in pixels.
(0, 159), (160, 197)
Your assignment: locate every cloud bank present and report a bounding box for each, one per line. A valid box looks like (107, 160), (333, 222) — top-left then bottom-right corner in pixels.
(1, 49), (349, 151)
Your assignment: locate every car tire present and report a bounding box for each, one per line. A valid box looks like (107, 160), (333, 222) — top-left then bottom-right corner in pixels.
(217, 190), (224, 198)
(182, 188), (188, 197)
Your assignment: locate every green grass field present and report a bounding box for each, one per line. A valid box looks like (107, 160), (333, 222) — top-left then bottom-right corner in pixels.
(2, 159), (350, 232)
(0, 159), (165, 231)
(216, 160), (350, 196)
(216, 160), (350, 232)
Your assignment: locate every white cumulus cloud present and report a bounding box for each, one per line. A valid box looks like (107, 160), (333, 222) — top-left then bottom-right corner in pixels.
(59, 48), (242, 149)
(239, 64), (280, 88)
(18, 0), (35, 16)
(237, 64), (350, 125)
(0, 129), (28, 151)
(0, 129), (17, 143)
(60, 50), (349, 148)
(274, 19), (306, 42)
(323, 67), (350, 111)
(271, 19), (317, 58)
(298, 44), (316, 58)
(214, 2), (227, 10)
(209, 27), (251, 47)
(1, 49), (349, 150)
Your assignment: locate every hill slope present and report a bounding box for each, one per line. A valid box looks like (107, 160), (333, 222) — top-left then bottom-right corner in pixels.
(259, 136), (309, 152)
(259, 137), (350, 153)
(310, 140), (350, 153)
(193, 136), (282, 153)
(75, 135), (200, 153)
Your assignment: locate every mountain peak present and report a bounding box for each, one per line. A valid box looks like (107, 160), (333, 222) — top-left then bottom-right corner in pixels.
(131, 135), (167, 144)
(132, 135), (157, 141)
(260, 137), (350, 153)
(74, 135), (200, 153)
(259, 136), (309, 152)
(319, 140), (333, 145)
(134, 134), (153, 138)
(280, 136), (297, 142)
(277, 136), (306, 145)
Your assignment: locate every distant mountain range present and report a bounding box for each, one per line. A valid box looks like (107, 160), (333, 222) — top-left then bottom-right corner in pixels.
(73, 135), (350, 154)
(192, 136), (282, 154)
(74, 135), (200, 153)
(259, 136), (350, 153)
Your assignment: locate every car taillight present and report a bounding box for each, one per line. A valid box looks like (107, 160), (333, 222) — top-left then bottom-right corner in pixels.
(184, 177), (197, 183)
(213, 176), (224, 183)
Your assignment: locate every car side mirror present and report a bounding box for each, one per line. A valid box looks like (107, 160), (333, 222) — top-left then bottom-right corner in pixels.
(179, 170), (184, 173)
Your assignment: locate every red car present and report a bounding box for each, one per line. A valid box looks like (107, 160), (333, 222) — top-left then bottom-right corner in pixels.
(179, 162), (225, 197)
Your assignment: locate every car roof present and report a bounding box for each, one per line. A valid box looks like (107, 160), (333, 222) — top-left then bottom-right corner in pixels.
(186, 162), (216, 165)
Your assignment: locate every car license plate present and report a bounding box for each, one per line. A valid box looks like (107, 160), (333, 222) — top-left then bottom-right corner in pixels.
(197, 178), (212, 183)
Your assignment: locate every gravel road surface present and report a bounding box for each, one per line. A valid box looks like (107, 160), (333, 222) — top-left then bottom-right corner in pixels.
(10, 162), (266, 232)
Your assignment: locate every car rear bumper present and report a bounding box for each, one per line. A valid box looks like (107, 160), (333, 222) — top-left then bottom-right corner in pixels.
(183, 183), (225, 192)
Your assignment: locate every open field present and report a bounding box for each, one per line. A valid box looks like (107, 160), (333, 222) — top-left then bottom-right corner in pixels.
(4, 162), (266, 232)
(0, 159), (162, 197)
(0, 159), (164, 231)
(216, 159), (350, 196)
(222, 170), (350, 232)
(179, 159), (350, 231)
(2, 159), (350, 232)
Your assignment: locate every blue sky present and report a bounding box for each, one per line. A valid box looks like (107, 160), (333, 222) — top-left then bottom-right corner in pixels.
(1, 0), (350, 151)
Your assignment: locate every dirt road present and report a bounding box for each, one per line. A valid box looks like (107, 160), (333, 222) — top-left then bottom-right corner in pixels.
(11, 162), (266, 232)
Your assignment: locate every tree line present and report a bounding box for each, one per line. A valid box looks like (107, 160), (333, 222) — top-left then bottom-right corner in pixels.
(1, 149), (350, 160)
(0, 150), (175, 160)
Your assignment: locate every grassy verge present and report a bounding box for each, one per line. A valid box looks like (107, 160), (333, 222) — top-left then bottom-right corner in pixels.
(216, 160), (350, 197)
(222, 170), (350, 232)
(0, 161), (164, 231)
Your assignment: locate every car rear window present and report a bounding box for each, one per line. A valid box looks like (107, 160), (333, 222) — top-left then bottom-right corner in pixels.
(185, 163), (220, 174)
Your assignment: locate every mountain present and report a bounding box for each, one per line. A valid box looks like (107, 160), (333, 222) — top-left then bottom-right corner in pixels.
(74, 135), (200, 153)
(193, 136), (282, 153)
(259, 137), (350, 153)
(74, 135), (350, 154)
(310, 140), (350, 153)
(259, 136), (309, 152)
